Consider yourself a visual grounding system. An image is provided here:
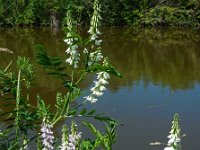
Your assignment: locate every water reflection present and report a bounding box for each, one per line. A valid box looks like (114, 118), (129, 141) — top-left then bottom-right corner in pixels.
(102, 27), (200, 91)
(1, 27), (200, 149)
(1, 27), (200, 92)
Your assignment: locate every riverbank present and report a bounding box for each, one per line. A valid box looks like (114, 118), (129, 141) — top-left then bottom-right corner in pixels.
(0, 0), (199, 27)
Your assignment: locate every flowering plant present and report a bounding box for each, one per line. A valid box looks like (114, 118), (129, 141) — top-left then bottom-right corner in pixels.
(0, 0), (121, 149)
(164, 114), (181, 150)
(150, 114), (182, 150)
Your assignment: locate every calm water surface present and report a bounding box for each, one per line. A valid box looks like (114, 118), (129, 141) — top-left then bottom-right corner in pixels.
(0, 27), (200, 150)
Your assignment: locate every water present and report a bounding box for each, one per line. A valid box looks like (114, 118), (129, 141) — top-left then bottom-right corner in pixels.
(0, 27), (200, 149)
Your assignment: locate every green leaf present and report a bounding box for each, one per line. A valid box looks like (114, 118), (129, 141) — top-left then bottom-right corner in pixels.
(35, 45), (52, 66)
(56, 67), (66, 71)
(68, 109), (77, 116)
(87, 63), (122, 78)
(94, 115), (115, 122)
(84, 122), (98, 134)
(87, 109), (96, 115)
(104, 65), (122, 78)
(80, 140), (94, 149)
(63, 28), (83, 45)
(80, 108), (87, 115)
(36, 44), (68, 79)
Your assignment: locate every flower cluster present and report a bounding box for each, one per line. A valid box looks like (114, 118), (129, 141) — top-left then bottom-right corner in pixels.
(86, 49), (103, 66)
(88, 0), (102, 45)
(60, 125), (68, 150)
(85, 0), (109, 103)
(85, 71), (110, 103)
(164, 114), (181, 150)
(84, 0), (104, 68)
(61, 122), (82, 150)
(41, 121), (54, 150)
(64, 9), (80, 68)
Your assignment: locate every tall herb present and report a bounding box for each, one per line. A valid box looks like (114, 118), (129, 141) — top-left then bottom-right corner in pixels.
(0, 0), (121, 149)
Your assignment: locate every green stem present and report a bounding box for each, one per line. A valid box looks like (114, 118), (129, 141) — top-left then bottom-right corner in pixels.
(52, 92), (71, 126)
(71, 70), (74, 84)
(4, 60), (12, 72)
(74, 99), (87, 110)
(84, 44), (92, 70)
(15, 69), (21, 148)
(76, 72), (87, 85)
(52, 58), (76, 125)
(22, 133), (28, 150)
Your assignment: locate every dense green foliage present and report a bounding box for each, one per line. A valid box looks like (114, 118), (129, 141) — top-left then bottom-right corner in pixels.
(0, 0), (200, 27)
(0, 1), (121, 149)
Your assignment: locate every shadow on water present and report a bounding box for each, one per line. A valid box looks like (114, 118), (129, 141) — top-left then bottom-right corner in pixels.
(0, 27), (200, 149)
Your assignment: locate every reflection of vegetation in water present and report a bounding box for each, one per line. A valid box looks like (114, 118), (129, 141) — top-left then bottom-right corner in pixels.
(102, 28), (200, 91)
(0, 28), (66, 89)
(1, 28), (200, 92)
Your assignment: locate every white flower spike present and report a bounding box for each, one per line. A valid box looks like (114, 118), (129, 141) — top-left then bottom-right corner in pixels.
(64, 9), (80, 68)
(85, 71), (110, 103)
(164, 114), (181, 150)
(61, 122), (81, 150)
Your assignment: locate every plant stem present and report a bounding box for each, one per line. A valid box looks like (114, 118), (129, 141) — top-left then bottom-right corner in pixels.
(15, 69), (21, 148)
(4, 60), (12, 72)
(52, 92), (71, 126)
(76, 72), (87, 85)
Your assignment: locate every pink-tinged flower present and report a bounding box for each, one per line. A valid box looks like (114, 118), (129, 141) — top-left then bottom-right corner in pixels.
(67, 132), (82, 150)
(61, 122), (82, 150)
(41, 122), (54, 150)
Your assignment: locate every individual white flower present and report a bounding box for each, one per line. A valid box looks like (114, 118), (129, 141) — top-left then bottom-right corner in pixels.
(95, 51), (103, 61)
(167, 134), (180, 145)
(99, 85), (106, 91)
(91, 34), (98, 41)
(95, 39), (102, 46)
(85, 71), (110, 103)
(91, 85), (106, 92)
(84, 95), (98, 103)
(83, 48), (88, 54)
(41, 121), (54, 150)
(99, 78), (109, 85)
(97, 71), (110, 79)
(92, 90), (103, 96)
(64, 34), (73, 45)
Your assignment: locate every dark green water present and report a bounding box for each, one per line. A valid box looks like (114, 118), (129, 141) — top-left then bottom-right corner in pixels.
(0, 27), (200, 150)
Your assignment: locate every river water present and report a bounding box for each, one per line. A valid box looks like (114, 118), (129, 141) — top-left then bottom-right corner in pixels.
(0, 27), (200, 150)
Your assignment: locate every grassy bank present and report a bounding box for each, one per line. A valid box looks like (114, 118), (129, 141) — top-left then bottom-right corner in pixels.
(0, 0), (199, 27)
